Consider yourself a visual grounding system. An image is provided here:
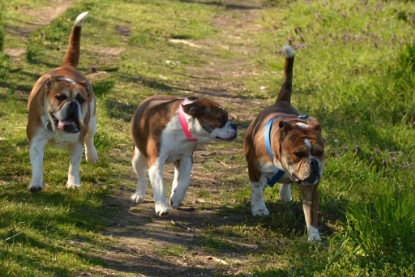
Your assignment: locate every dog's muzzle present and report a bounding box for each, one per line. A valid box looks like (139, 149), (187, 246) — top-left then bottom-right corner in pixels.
(52, 101), (81, 133)
(292, 158), (321, 186)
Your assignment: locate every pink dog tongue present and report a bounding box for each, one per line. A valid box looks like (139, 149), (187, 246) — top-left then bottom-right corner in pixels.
(57, 120), (75, 130)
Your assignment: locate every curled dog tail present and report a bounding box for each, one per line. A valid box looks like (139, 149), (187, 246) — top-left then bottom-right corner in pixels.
(62, 11), (89, 67)
(276, 45), (295, 103)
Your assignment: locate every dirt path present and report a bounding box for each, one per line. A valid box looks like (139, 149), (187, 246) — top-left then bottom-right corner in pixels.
(4, 0), (72, 59)
(7, 1), (272, 275)
(95, 1), (273, 276)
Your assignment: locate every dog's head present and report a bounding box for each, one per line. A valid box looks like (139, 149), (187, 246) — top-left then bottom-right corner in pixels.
(45, 76), (91, 133)
(277, 117), (324, 185)
(182, 98), (237, 142)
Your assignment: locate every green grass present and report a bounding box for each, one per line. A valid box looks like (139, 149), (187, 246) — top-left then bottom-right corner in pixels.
(1, 0), (415, 275)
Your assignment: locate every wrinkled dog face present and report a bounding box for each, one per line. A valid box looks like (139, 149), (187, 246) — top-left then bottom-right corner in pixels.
(182, 98), (237, 142)
(279, 119), (324, 185)
(46, 79), (89, 133)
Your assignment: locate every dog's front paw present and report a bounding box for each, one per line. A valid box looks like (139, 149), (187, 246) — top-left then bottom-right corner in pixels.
(85, 146), (98, 164)
(130, 193), (145, 204)
(307, 226), (321, 242)
(155, 202), (169, 216)
(251, 203), (270, 216)
(28, 182), (44, 193)
(66, 181), (81, 189)
(170, 193), (184, 209)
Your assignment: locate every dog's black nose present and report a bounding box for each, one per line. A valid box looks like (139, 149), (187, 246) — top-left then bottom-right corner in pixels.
(310, 158), (319, 172)
(68, 101), (78, 114)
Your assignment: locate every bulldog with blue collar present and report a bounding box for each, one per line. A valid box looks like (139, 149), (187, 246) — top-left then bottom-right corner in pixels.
(130, 96), (237, 216)
(243, 45), (324, 241)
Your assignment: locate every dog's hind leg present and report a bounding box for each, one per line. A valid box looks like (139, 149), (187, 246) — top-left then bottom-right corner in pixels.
(170, 156), (192, 208)
(84, 110), (98, 164)
(279, 183), (292, 202)
(131, 147), (148, 204)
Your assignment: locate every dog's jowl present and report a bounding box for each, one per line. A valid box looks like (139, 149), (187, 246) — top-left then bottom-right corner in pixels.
(243, 45), (325, 241)
(27, 12), (98, 192)
(130, 96), (237, 216)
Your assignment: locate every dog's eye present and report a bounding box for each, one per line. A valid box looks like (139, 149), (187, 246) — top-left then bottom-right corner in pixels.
(76, 94), (85, 104)
(294, 151), (307, 158)
(56, 94), (67, 101)
(313, 150), (324, 157)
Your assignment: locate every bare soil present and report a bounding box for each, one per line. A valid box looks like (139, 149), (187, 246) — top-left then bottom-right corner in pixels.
(9, 1), (275, 275)
(94, 2), (272, 275)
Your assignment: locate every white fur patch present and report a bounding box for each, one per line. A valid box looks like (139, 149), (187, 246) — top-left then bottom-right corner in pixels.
(307, 226), (321, 241)
(296, 122), (309, 128)
(74, 12), (89, 27)
(58, 77), (76, 84)
(304, 138), (311, 150)
(283, 45), (295, 58)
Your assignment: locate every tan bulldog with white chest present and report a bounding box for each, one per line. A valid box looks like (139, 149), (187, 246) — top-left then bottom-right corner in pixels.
(243, 45), (325, 241)
(26, 12), (97, 192)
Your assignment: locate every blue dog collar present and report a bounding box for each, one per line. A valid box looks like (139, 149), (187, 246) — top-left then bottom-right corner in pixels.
(264, 114), (309, 187)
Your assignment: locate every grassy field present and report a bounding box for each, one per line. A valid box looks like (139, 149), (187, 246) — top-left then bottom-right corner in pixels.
(1, 0), (415, 276)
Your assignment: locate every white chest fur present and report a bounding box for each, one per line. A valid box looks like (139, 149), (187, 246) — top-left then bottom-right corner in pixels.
(159, 115), (197, 164)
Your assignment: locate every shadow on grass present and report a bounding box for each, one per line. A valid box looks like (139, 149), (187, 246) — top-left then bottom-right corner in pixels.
(178, 0), (262, 10)
(0, 185), (108, 275)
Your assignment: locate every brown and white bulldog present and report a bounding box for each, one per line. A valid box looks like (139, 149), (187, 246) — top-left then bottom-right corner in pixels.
(130, 95), (237, 216)
(243, 45), (324, 241)
(26, 12), (97, 192)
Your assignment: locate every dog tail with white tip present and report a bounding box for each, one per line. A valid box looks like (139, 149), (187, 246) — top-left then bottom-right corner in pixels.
(62, 11), (89, 67)
(276, 45), (295, 103)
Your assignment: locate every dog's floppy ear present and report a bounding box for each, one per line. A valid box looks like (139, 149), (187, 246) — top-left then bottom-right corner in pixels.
(182, 102), (205, 117)
(307, 117), (321, 134)
(279, 120), (292, 138)
(78, 80), (92, 97)
(44, 76), (56, 91)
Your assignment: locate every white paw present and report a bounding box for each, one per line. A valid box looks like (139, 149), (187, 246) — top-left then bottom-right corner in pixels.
(85, 146), (98, 164)
(170, 192), (184, 208)
(130, 193), (145, 204)
(28, 181), (44, 193)
(251, 204), (270, 216)
(155, 202), (169, 216)
(307, 226), (321, 242)
(66, 181), (81, 189)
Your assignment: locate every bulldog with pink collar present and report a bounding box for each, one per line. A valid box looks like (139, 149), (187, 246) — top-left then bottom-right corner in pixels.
(243, 46), (325, 241)
(130, 95), (237, 216)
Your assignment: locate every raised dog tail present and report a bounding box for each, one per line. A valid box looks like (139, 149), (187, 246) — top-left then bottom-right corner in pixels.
(276, 45), (295, 103)
(62, 11), (89, 67)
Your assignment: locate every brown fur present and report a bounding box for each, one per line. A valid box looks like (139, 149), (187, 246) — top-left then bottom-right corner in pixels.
(27, 15), (95, 143)
(130, 96), (229, 167)
(243, 46), (324, 239)
(130, 95), (181, 166)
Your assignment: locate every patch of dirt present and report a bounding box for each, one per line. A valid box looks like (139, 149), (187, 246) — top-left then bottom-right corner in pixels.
(96, 1), (273, 276)
(9, 0), (276, 275)
(4, 0), (73, 60)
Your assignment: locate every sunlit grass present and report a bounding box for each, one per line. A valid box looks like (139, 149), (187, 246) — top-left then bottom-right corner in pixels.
(1, 0), (415, 275)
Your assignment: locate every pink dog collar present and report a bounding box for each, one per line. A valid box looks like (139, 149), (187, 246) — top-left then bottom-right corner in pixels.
(178, 101), (198, 142)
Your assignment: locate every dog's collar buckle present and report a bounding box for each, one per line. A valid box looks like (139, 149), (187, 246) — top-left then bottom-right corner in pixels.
(178, 100), (198, 142)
